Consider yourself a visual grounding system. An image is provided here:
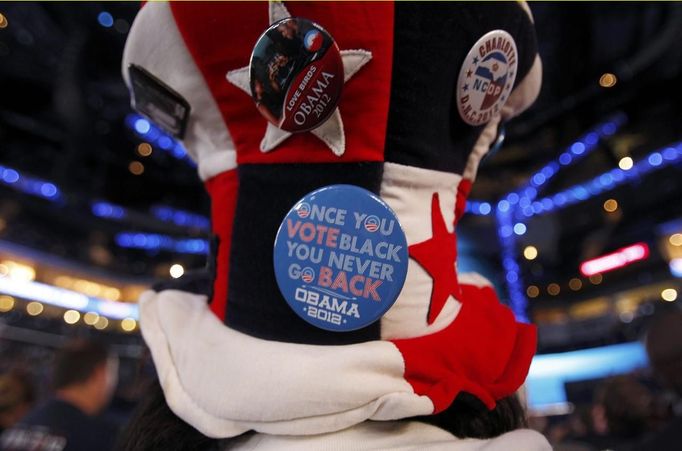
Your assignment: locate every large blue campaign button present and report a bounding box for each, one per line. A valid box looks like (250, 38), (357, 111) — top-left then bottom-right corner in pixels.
(273, 185), (408, 332)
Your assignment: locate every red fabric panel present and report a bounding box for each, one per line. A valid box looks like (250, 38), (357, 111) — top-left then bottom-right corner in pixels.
(205, 170), (239, 320)
(170, 1), (394, 164)
(454, 178), (472, 224)
(391, 283), (537, 413)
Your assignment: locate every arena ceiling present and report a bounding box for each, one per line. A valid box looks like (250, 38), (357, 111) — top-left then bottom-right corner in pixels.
(0, 2), (680, 329)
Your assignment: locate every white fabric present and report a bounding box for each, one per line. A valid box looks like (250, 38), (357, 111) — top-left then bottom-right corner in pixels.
(140, 289), (434, 439)
(518, 1), (536, 23)
(269, 0), (290, 24)
(500, 55), (543, 122)
(311, 108), (346, 156)
(261, 122), (295, 153)
(379, 162), (464, 340)
(122, 1), (237, 181)
(462, 114), (502, 182)
(341, 49), (373, 82)
(458, 271), (496, 289)
(225, 67), (250, 94)
(222, 421), (552, 451)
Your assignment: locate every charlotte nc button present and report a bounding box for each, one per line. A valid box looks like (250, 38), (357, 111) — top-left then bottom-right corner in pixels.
(456, 30), (518, 126)
(273, 185), (408, 332)
(249, 17), (344, 133)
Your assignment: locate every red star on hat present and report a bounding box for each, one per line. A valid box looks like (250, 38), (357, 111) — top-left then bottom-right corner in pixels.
(408, 193), (462, 325)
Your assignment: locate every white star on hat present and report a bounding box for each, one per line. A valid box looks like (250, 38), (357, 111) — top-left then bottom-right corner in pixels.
(226, 0), (372, 157)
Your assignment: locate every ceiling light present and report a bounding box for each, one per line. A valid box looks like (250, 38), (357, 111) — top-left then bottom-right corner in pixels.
(523, 246), (538, 260)
(580, 243), (649, 277)
(526, 286), (539, 298)
(0, 295), (14, 312)
(547, 283), (560, 296)
(129, 161), (144, 175)
(618, 157), (633, 170)
(169, 264), (184, 279)
(669, 233), (682, 247)
(603, 199), (618, 213)
(121, 317), (137, 332)
(83, 311), (100, 326)
(569, 278), (583, 291)
(599, 73), (617, 88)
(63, 310), (80, 324)
(137, 143), (153, 157)
(94, 316), (109, 330)
(589, 274), (603, 285)
(26, 301), (43, 316)
(661, 288), (678, 302)
(3, 261), (36, 282)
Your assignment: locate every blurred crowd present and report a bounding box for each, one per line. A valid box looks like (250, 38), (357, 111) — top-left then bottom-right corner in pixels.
(0, 310), (681, 451)
(0, 335), (152, 451)
(531, 373), (680, 450)
(0, 341), (124, 450)
(532, 311), (682, 451)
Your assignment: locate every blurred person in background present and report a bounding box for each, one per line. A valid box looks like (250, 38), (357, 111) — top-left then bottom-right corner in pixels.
(0, 370), (35, 434)
(0, 340), (119, 451)
(586, 375), (653, 450)
(631, 310), (682, 451)
(546, 376), (653, 451)
(547, 406), (595, 451)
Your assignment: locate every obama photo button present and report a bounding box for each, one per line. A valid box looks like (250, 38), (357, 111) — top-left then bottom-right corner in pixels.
(249, 17), (344, 133)
(273, 185), (408, 332)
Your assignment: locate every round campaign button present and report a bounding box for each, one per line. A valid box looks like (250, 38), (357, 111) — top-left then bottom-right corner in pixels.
(249, 17), (344, 133)
(273, 185), (409, 332)
(456, 30), (518, 126)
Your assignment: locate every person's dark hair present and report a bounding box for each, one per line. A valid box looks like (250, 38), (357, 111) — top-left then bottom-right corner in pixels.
(0, 370), (35, 414)
(414, 392), (528, 439)
(597, 375), (652, 439)
(53, 340), (109, 390)
(118, 379), (221, 451)
(121, 383), (526, 449)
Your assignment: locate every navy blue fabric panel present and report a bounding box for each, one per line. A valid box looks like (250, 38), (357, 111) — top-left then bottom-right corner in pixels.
(226, 162), (384, 345)
(385, 2), (538, 174)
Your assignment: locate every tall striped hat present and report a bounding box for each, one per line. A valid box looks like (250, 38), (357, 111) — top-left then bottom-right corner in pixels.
(123, 0), (542, 438)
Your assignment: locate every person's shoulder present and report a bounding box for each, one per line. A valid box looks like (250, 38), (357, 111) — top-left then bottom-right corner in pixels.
(18, 399), (62, 425)
(21, 399), (86, 425)
(0, 417), (68, 451)
(5, 400), (118, 451)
